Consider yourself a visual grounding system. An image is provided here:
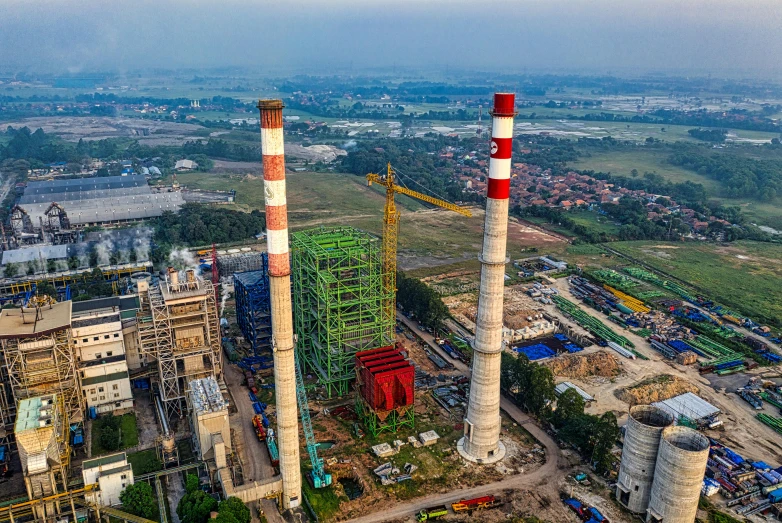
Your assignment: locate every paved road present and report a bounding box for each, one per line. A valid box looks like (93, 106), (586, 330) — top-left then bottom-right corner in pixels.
(342, 314), (562, 523)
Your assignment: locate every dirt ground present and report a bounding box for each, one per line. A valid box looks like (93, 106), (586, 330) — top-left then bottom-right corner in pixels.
(546, 351), (621, 379)
(615, 374), (699, 405)
(4, 116), (203, 144)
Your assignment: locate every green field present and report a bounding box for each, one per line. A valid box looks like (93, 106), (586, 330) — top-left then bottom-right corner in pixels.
(571, 149), (721, 189)
(607, 240), (782, 328)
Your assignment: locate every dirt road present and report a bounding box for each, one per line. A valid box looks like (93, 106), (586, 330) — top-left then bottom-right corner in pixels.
(348, 314), (564, 523)
(224, 363), (275, 482)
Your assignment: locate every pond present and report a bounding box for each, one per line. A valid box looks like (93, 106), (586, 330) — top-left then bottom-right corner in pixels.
(338, 477), (363, 500)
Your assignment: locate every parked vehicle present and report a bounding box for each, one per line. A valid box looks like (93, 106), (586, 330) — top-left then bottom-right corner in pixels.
(415, 505), (448, 521)
(451, 495), (499, 512)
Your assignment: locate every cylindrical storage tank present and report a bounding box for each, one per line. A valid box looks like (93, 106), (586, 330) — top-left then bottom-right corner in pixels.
(647, 426), (709, 523)
(617, 406), (673, 513)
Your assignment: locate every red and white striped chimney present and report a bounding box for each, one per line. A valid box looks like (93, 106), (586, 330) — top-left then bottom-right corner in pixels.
(459, 93), (517, 463)
(258, 99), (302, 507)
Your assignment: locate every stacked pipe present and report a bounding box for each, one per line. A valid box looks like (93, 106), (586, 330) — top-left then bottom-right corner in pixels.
(258, 99), (302, 509)
(459, 93), (516, 462)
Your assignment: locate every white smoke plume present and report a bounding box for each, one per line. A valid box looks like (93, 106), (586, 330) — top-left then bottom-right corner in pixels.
(167, 246), (198, 271)
(220, 282), (231, 317)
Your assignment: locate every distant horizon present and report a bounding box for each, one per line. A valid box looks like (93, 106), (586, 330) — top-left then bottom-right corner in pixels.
(2, 0), (781, 80)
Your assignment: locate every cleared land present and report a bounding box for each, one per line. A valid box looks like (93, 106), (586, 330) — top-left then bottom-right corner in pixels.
(608, 240), (782, 327)
(174, 171), (567, 268)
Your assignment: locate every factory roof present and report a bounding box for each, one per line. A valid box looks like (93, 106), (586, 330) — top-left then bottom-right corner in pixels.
(555, 381), (594, 402)
(0, 301), (72, 338)
(18, 192), (185, 226)
(24, 175), (148, 195)
(652, 392), (720, 422)
(189, 377), (227, 414)
(1, 244), (69, 265)
(99, 464), (132, 478)
(83, 452), (127, 470)
(81, 370), (129, 386)
(15, 395), (56, 432)
(233, 269), (268, 286)
(71, 312), (121, 329)
(20, 186), (150, 205)
(72, 295), (140, 314)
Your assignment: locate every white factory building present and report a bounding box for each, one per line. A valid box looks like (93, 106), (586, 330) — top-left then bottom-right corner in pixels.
(72, 306), (134, 415)
(82, 452), (134, 507)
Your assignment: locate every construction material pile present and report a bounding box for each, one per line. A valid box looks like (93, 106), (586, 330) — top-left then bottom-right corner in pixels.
(545, 351), (621, 378)
(616, 375), (698, 406)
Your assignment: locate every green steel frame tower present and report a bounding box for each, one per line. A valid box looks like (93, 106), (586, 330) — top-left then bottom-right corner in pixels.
(292, 226), (393, 397)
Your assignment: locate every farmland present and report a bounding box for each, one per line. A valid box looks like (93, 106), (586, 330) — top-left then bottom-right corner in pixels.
(607, 240), (782, 328)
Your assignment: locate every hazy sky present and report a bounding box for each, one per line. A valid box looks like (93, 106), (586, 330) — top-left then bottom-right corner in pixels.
(2, 0), (781, 77)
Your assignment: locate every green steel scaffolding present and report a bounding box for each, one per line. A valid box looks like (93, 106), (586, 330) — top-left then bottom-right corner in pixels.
(292, 226), (394, 398)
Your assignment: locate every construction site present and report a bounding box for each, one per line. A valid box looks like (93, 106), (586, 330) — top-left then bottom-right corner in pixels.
(0, 93), (780, 523)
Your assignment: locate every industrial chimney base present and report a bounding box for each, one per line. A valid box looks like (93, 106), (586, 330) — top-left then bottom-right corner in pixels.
(456, 438), (506, 464)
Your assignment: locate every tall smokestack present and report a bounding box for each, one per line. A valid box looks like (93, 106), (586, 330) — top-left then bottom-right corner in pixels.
(459, 93), (516, 463)
(258, 99), (302, 508)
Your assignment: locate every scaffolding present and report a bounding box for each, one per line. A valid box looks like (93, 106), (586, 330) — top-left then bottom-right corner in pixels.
(136, 269), (222, 420)
(292, 227), (393, 398)
(216, 252), (265, 278)
(0, 302), (84, 439)
(234, 257), (271, 356)
(355, 399), (415, 438)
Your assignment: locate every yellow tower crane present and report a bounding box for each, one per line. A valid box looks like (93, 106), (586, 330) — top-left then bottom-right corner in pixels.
(366, 162), (472, 325)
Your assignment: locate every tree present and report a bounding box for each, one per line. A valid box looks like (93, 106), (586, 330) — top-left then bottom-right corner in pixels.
(98, 415), (121, 451)
(553, 388), (585, 428)
(525, 365), (555, 416)
(120, 482), (159, 520)
(213, 498), (250, 523)
(177, 474), (218, 523)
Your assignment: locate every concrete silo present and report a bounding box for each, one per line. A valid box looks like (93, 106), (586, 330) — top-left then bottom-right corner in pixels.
(616, 405), (674, 514)
(647, 426), (710, 523)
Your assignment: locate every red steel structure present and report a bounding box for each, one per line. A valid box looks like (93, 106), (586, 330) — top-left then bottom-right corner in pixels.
(355, 343), (415, 436)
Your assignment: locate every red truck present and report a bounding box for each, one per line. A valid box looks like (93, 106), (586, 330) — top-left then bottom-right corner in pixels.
(451, 495), (500, 513)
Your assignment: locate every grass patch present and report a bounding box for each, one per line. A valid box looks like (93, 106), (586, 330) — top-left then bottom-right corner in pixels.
(302, 476), (344, 522)
(609, 240), (782, 329)
(570, 149), (722, 193)
(127, 448), (164, 475)
(90, 413), (139, 456)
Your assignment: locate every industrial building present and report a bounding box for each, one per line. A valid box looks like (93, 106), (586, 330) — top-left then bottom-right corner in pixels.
(135, 268), (222, 420)
(234, 259), (271, 355)
(187, 377), (231, 463)
(15, 395), (70, 517)
(14, 175), (184, 235)
(82, 452), (134, 507)
(217, 250), (266, 277)
(617, 406), (709, 523)
(647, 426), (710, 523)
(292, 226), (394, 398)
(0, 302), (84, 450)
(71, 305), (134, 416)
(616, 405), (674, 514)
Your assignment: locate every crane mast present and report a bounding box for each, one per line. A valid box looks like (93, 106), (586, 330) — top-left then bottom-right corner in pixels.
(366, 163), (472, 327)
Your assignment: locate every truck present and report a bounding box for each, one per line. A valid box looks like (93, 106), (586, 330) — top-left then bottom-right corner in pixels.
(252, 415), (267, 441)
(451, 495), (500, 512)
(415, 505), (448, 521)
